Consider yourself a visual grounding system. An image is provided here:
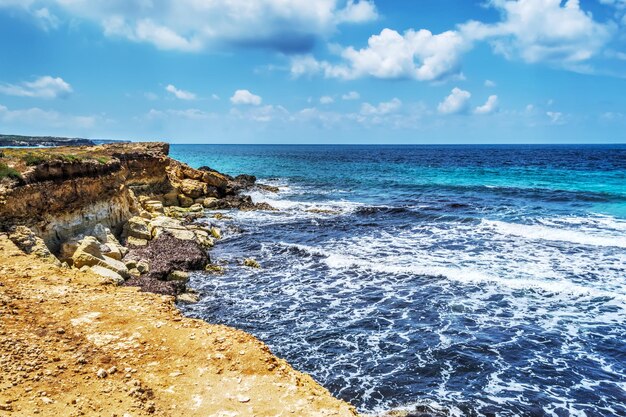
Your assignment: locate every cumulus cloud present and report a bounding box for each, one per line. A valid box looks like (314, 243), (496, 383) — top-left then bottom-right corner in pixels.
(546, 111), (565, 124)
(474, 95), (499, 115)
(484, 79), (496, 87)
(460, 0), (615, 66)
(292, 28), (469, 81)
(438, 87), (471, 115)
(361, 98), (402, 115)
(230, 90), (262, 106)
(320, 96), (334, 104)
(165, 84), (196, 100)
(342, 91), (360, 100)
(293, 0), (619, 82)
(0, 76), (72, 99)
(1, 0), (377, 53)
(336, 0), (378, 23)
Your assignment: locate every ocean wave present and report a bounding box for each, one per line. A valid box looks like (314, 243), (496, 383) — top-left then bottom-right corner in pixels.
(483, 219), (626, 248)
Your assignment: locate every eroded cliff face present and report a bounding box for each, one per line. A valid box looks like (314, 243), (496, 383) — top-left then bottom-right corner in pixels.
(0, 143), (231, 252)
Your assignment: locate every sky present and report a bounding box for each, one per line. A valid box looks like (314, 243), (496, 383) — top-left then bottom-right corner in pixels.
(0, 0), (625, 144)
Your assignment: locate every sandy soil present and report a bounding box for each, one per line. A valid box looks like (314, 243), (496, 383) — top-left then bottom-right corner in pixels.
(0, 235), (358, 417)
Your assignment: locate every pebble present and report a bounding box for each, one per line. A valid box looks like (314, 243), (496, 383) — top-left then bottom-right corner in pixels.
(237, 395), (250, 403)
(96, 368), (108, 378)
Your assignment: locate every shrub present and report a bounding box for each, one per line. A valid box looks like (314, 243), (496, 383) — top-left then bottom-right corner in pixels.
(0, 162), (21, 180)
(22, 153), (47, 166)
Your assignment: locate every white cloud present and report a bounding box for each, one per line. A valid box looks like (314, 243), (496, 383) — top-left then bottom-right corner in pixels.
(165, 84), (196, 100)
(342, 91), (360, 100)
(438, 87), (471, 115)
(211, 94), (220, 100)
(546, 111), (565, 124)
(0, 103), (97, 128)
(0, 76), (72, 99)
(336, 0), (378, 23)
(320, 96), (334, 104)
(230, 89), (262, 106)
(293, 28), (469, 81)
(2, 0), (377, 53)
(484, 79), (496, 87)
(474, 95), (499, 115)
(460, 0), (615, 66)
(361, 98), (402, 115)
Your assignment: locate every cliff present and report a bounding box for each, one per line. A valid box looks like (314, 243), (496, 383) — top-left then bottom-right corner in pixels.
(0, 133), (95, 147)
(0, 142), (358, 416)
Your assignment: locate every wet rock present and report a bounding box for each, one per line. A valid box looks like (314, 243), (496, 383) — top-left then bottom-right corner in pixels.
(210, 226), (221, 240)
(243, 258), (260, 269)
(166, 270), (189, 282)
(176, 292), (200, 304)
(202, 197), (219, 208)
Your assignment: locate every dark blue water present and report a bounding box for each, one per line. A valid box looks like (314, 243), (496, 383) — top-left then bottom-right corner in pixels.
(173, 145), (626, 416)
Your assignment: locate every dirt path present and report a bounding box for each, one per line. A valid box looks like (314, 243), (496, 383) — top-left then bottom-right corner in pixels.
(0, 235), (358, 417)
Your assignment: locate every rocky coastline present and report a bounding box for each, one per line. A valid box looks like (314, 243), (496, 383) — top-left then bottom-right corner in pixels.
(0, 142), (358, 416)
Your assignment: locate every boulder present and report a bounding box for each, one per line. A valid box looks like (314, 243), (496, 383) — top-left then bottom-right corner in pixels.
(126, 236), (148, 247)
(166, 270), (189, 282)
(202, 197), (219, 209)
(72, 236), (129, 278)
(177, 194), (194, 208)
(179, 179), (208, 199)
(90, 265), (125, 285)
(142, 200), (164, 214)
(150, 216), (196, 241)
(176, 292), (200, 304)
(188, 203), (203, 213)
(210, 226), (222, 240)
(123, 216), (152, 241)
(162, 190), (180, 207)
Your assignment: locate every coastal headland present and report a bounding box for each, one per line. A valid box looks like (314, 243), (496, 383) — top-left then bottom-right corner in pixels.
(0, 142), (359, 416)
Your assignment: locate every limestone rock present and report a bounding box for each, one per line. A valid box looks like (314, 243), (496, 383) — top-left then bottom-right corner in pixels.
(176, 292), (200, 304)
(126, 236), (148, 247)
(123, 216), (152, 241)
(179, 179), (208, 199)
(150, 216), (196, 241)
(210, 227), (222, 240)
(166, 270), (189, 282)
(177, 194), (194, 208)
(202, 197), (219, 208)
(243, 258), (260, 269)
(90, 265), (125, 285)
(72, 236), (129, 278)
(8, 226), (61, 266)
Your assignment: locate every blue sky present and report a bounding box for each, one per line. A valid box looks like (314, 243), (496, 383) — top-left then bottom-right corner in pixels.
(0, 0), (625, 144)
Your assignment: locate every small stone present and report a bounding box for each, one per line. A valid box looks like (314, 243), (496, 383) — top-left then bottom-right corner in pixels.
(56, 328), (65, 334)
(96, 368), (108, 378)
(107, 366), (117, 375)
(209, 227), (222, 240)
(40, 397), (53, 405)
(243, 258), (260, 269)
(237, 395), (250, 403)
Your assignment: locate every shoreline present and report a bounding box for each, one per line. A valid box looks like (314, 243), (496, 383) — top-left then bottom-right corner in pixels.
(0, 142), (360, 416)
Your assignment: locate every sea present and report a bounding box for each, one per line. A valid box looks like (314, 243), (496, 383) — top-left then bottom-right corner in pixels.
(170, 144), (626, 417)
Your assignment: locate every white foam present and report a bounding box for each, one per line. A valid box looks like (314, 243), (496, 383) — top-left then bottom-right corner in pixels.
(484, 219), (626, 248)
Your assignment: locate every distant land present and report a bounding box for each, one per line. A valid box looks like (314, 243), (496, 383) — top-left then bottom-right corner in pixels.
(0, 134), (130, 147)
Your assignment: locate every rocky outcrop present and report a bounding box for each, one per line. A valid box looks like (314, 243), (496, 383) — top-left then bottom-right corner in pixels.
(0, 142), (272, 252)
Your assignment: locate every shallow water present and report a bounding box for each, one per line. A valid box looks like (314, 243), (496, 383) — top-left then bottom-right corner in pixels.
(173, 145), (626, 416)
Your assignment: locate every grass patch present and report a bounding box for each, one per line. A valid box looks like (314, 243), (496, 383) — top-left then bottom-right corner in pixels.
(0, 162), (22, 180)
(95, 157), (109, 164)
(22, 153), (48, 166)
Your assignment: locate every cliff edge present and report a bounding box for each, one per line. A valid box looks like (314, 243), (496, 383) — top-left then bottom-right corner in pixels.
(0, 142), (358, 416)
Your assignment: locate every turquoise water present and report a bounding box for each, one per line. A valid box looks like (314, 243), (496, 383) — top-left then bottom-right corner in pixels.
(172, 145), (626, 416)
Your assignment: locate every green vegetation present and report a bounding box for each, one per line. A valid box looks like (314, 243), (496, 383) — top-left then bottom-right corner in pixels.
(0, 162), (21, 180)
(22, 153), (47, 166)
